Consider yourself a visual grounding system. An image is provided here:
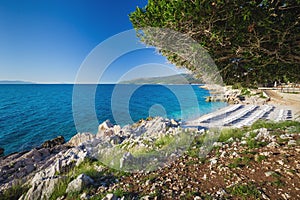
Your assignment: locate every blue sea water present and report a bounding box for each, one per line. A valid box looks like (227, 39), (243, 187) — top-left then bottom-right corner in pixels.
(0, 84), (227, 155)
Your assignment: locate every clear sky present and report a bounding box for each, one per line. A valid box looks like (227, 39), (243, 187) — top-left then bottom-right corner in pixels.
(0, 0), (186, 83)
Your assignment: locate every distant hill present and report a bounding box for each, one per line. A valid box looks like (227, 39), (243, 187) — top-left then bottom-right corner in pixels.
(0, 80), (35, 84)
(120, 74), (203, 84)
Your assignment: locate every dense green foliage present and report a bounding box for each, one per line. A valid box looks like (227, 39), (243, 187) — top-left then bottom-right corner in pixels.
(130, 0), (300, 86)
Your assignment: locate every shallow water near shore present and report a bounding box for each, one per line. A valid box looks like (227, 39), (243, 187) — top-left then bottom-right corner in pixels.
(0, 84), (227, 155)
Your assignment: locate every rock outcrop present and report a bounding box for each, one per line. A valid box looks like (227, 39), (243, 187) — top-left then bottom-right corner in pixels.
(67, 132), (96, 147)
(0, 145), (68, 192)
(0, 147), (4, 156)
(66, 174), (94, 193)
(41, 136), (65, 148)
(21, 147), (89, 200)
(0, 117), (299, 199)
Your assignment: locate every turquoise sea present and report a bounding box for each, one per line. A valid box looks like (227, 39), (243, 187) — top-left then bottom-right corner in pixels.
(0, 84), (227, 155)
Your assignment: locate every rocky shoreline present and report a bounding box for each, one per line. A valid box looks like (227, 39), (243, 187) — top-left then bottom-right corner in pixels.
(0, 116), (299, 199)
(203, 85), (270, 105)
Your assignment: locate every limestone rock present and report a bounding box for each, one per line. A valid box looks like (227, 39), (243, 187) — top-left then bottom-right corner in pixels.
(265, 171), (275, 177)
(22, 147), (89, 199)
(170, 119), (179, 127)
(42, 136), (65, 148)
(109, 135), (122, 145)
(120, 152), (134, 169)
(255, 128), (273, 141)
(102, 193), (117, 200)
(68, 132), (96, 147)
(213, 142), (223, 147)
(98, 120), (113, 133)
(267, 142), (280, 148)
(288, 140), (297, 146)
(66, 174), (94, 193)
(80, 192), (90, 200)
(23, 176), (62, 200)
(96, 120), (117, 139)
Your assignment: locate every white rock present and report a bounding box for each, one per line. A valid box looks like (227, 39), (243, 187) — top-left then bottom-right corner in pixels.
(66, 174), (94, 193)
(80, 192), (90, 200)
(226, 137), (234, 143)
(213, 142), (223, 147)
(220, 151), (226, 158)
(170, 119), (179, 127)
(241, 140), (247, 145)
(267, 142), (280, 148)
(277, 160), (284, 166)
(232, 152), (239, 157)
(24, 176), (61, 200)
(265, 171), (275, 177)
(102, 193), (117, 200)
(140, 196), (151, 200)
(280, 134), (292, 140)
(288, 140), (297, 146)
(68, 132), (95, 147)
(120, 152), (134, 169)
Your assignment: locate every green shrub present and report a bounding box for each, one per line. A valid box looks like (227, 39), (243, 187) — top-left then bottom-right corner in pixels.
(228, 183), (261, 199)
(218, 128), (244, 143)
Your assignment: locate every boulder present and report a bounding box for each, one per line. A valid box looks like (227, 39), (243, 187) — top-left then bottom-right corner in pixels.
(68, 132), (95, 147)
(23, 176), (62, 200)
(109, 135), (122, 145)
(66, 174), (94, 193)
(288, 140), (297, 146)
(22, 147), (89, 199)
(267, 141), (280, 148)
(97, 120), (116, 138)
(170, 119), (179, 127)
(80, 192), (91, 200)
(120, 152), (134, 169)
(254, 128), (273, 141)
(42, 136), (65, 148)
(102, 193), (118, 200)
(98, 120), (113, 132)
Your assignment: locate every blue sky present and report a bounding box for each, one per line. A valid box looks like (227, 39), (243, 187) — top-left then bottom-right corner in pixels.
(0, 0), (186, 83)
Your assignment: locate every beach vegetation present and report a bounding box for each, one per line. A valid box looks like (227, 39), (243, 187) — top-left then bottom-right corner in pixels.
(241, 88), (251, 96)
(232, 83), (243, 90)
(154, 134), (175, 147)
(49, 178), (70, 200)
(271, 172), (284, 187)
(0, 182), (29, 200)
(227, 183), (261, 199)
(251, 120), (300, 132)
(256, 155), (267, 162)
(49, 158), (130, 200)
(228, 156), (252, 168)
(246, 138), (267, 149)
(218, 128), (244, 143)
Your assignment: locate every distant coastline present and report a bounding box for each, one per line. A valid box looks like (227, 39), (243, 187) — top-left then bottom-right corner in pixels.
(0, 80), (36, 84)
(119, 73), (203, 85)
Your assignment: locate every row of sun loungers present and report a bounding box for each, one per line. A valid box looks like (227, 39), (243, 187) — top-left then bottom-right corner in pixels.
(223, 105), (258, 126)
(274, 109), (293, 122)
(184, 104), (293, 129)
(197, 104), (243, 123)
(234, 105), (274, 128)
